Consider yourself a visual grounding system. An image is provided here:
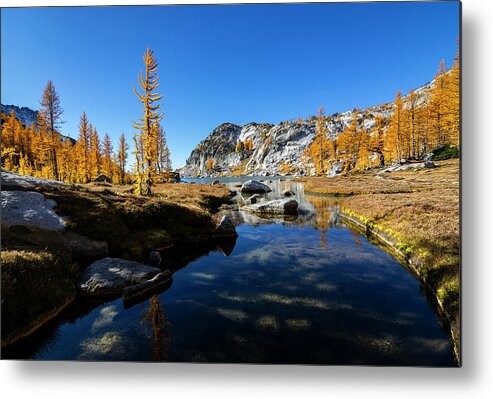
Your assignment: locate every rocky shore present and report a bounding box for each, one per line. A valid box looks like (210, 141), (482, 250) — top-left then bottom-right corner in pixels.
(1, 170), (236, 348)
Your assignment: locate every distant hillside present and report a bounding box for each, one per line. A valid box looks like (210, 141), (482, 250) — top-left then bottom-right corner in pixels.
(1, 103), (76, 145)
(180, 80), (433, 178)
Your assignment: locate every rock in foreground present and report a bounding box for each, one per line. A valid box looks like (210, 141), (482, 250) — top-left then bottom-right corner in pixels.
(243, 199), (298, 215)
(240, 180), (272, 193)
(79, 257), (161, 296)
(1, 191), (66, 231)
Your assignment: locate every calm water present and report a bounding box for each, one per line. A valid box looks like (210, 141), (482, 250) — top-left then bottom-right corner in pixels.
(10, 178), (455, 365)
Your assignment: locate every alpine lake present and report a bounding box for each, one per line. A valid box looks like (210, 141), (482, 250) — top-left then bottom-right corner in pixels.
(6, 176), (456, 366)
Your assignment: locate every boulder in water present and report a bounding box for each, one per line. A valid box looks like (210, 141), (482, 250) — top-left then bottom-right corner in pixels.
(243, 199), (298, 215)
(244, 193), (264, 205)
(240, 180), (272, 193)
(283, 189), (295, 197)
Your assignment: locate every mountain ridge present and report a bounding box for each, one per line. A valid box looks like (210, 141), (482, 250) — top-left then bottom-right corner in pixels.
(180, 79), (433, 178)
(1, 103), (76, 145)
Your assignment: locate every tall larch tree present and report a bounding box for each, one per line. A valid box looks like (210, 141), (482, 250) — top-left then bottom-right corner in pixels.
(89, 126), (102, 180)
(40, 80), (64, 180)
(447, 53), (460, 146)
(77, 112), (91, 183)
(337, 110), (362, 172)
(102, 133), (113, 179)
(405, 90), (420, 159)
(163, 145), (172, 183)
(385, 91), (404, 162)
(133, 48), (163, 196)
(308, 106), (329, 175)
(368, 116), (386, 167)
(132, 133), (144, 195)
(117, 132), (129, 184)
(428, 59), (450, 149)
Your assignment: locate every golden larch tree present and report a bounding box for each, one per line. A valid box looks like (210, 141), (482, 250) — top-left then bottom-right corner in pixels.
(385, 91), (404, 162)
(117, 132), (129, 184)
(40, 80), (64, 180)
(102, 133), (113, 179)
(133, 48), (163, 196)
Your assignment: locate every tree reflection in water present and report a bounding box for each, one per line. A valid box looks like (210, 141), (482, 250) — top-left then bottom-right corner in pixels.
(304, 194), (343, 250)
(141, 295), (171, 361)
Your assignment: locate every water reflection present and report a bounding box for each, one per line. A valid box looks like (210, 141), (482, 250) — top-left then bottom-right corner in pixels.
(7, 176), (455, 365)
(141, 295), (170, 361)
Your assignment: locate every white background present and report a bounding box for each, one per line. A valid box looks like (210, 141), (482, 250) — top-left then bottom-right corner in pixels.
(1, 0), (491, 398)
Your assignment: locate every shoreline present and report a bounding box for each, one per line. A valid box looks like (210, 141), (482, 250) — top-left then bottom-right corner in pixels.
(2, 167), (459, 362)
(338, 210), (460, 363)
(1, 173), (236, 349)
(299, 159), (460, 363)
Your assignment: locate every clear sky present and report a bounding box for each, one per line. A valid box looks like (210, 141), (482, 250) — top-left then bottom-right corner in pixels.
(1, 2), (460, 168)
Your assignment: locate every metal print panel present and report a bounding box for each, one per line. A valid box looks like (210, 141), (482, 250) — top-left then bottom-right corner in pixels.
(0, 1), (461, 366)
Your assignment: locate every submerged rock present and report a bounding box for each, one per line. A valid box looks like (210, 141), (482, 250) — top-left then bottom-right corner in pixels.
(240, 180), (272, 193)
(211, 180), (220, 185)
(122, 270), (172, 303)
(243, 199), (298, 215)
(79, 257), (161, 296)
(244, 193), (264, 205)
(147, 251), (162, 267)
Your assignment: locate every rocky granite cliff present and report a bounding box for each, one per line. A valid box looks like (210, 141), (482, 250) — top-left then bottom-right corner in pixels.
(180, 81), (433, 178)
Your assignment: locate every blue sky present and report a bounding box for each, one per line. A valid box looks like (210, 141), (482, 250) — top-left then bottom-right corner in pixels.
(1, 2), (459, 168)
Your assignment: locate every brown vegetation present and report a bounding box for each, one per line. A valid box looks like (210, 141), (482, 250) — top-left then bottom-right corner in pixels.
(1, 180), (231, 346)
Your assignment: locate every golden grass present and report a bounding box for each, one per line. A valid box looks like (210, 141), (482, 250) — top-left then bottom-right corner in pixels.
(34, 182), (232, 260)
(298, 159), (459, 195)
(1, 249), (77, 345)
(1, 181), (232, 346)
(85, 181), (231, 213)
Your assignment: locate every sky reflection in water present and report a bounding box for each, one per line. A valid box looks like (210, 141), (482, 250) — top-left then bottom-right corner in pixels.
(32, 180), (455, 365)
